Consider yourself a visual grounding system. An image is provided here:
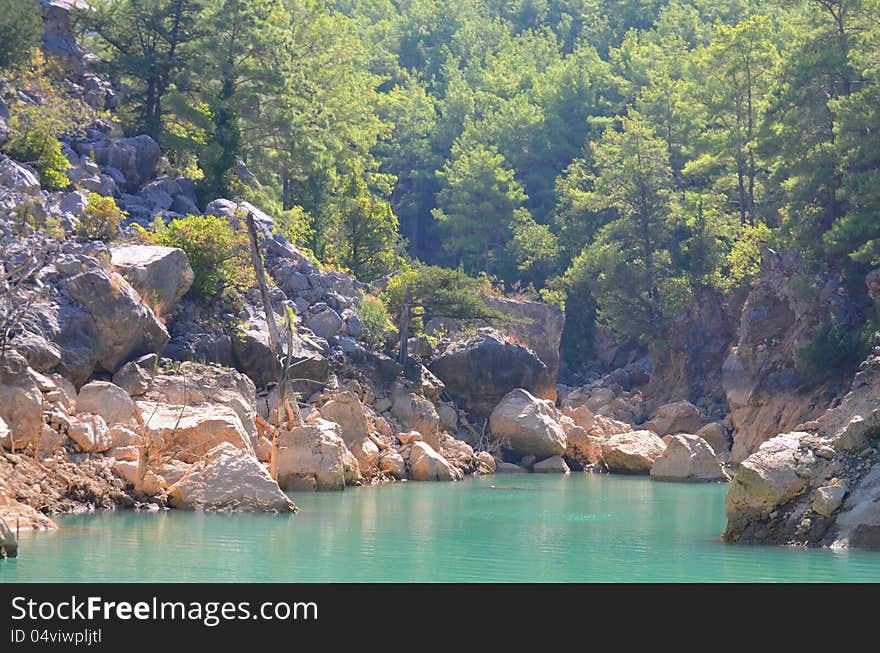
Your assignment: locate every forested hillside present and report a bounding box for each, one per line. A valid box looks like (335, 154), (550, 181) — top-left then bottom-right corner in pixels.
(5, 0), (880, 373)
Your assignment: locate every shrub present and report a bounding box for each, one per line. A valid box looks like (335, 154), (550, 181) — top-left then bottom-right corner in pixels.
(358, 294), (395, 350)
(724, 222), (774, 290)
(797, 317), (862, 383)
(141, 214), (253, 298)
(0, 0), (42, 70)
(77, 193), (125, 241)
(274, 205), (314, 249)
(4, 113), (71, 190)
(13, 202), (65, 240)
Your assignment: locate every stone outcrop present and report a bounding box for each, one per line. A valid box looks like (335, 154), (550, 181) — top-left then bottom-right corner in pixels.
(489, 388), (566, 458)
(319, 391), (369, 445)
(167, 443), (295, 513)
(65, 268), (169, 375)
(600, 431), (666, 474)
(110, 244), (194, 316)
(76, 381), (137, 425)
(723, 347), (880, 547)
(407, 441), (461, 481)
(645, 400), (707, 437)
(430, 335), (549, 419)
(650, 434), (725, 482)
(276, 419), (361, 491)
(139, 401), (253, 463)
(533, 455), (570, 473)
(484, 297), (565, 402)
(0, 353), (43, 450)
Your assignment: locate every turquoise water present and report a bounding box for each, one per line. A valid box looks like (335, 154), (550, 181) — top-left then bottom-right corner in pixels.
(3, 474), (880, 582)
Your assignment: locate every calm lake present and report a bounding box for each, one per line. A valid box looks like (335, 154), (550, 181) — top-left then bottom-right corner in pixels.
(3, 474), (880, 582)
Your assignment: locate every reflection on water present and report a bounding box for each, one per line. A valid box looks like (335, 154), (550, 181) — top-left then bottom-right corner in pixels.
(2, 474), (879, 582)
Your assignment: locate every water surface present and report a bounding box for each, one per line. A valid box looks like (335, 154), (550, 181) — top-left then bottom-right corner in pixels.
(3, 474), (880, 582)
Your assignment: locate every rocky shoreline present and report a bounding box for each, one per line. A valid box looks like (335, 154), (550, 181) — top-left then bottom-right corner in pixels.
(2, 0), (879, 553)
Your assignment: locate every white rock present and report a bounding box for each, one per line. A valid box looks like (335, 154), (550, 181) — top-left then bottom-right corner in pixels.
(167, 443), (295, 512)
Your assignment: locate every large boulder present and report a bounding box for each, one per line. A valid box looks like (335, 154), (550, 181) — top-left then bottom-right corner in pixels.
(429, 335), (549, 419)
(76, 381), (137, 425)
(319, 392), (369, 445)
(390, 386), (440, 442)
(0, 156), (41, 197)
(489, 388), (566, 458)
(650, 434), (725, 482)
(41, 0), (89, 73)
(484, 297), (565, 401)
(167, 443), (295, 512)
(564, 426), (604, 469)
(231, 316), (328, 390)
(0, 384), (43, 451)
(600, 430), (666, 474)
(306, 306), (344, 340)
(407, 441), (461, 481)
(533, 455), (570, 473)
(68, 414), (112, 453)
(65, 269), (169, 374)
(276, 418), (361, 491)
(76, 134), (161, 190)
(0, 352), (43, 451)
(724, 432), (811, 531)
(350, 437), (380, 475)
(139, 401), (253, 463)
(645, 400), (707, 437)
(110, 244), (194, 316)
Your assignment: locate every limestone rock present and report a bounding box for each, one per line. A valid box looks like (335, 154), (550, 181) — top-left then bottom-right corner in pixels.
(696, 422), (729, 455)
(276, 418), (361, 491)
(725, 432), (811, 524)
(407, 441), (461, 481)
(533, 455), (570, 473)
(645, 400), (707, 437)
(429, 335), (549, 419)
(650, 434), (725, 482)
(475, 451), (496, 475)
(112, 361), (152, 396)
(320, 391), (369, 445)
(489, 388), (566, 457)
(65, 269), (169, 373)
(496, 462), (528, 473)
(139, 401), (253, 463)
(564, 426), (605, 469)
(600, 430), (666, 474)
(563, 404), (595, 430)
(77, 381), (137, 425)
(110, 244), (194, 316)
(812, 482), (847, 518)
(378, 451), (406, 479)
(350, 437), (380, 475)
(391, 387), (440, 441)
(111, 460), (163, 496)
(0, 383), (43, 451)
(168, 443), (295, 512)
(68, 414), (112, 453)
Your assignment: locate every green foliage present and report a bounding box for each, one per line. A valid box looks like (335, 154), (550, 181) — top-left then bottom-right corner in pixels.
(797, 316), (864, 383)
(724, 222), (774, 290)
(77, 194), (126, 241)
(0, 0), (42, 69)
(508, 208), (560, 284)
(357, 294), (395, 350)
(274, 205), (315, 249)
(141, 214), (253, 297)
(433, 143), (527, 278)
(4, 119), (71, 190)
(383, 263), (503, 335)
(12, 202), (65, 240)
(328, 175), (403, 281)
